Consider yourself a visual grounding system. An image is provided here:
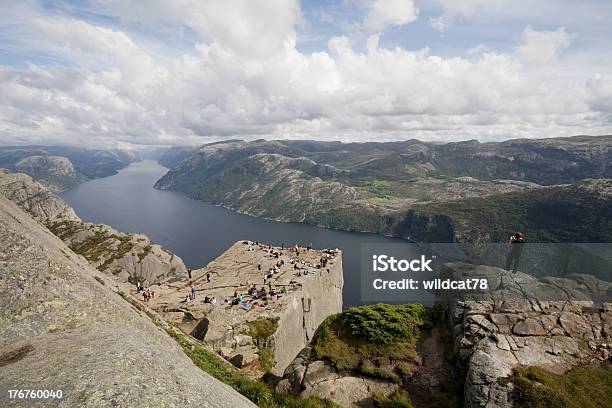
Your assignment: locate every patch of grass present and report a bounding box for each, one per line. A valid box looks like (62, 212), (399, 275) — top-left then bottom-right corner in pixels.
(94, 276), (105, 285)
(258, 348), (275, 373)
(372, 390), (414, 408)
(98, 235), (134, 271)
(137, 244), (152, 262)
(54, 223), (135, 272)
(248, 317), (280, 342)
(127, 275), (144, 286)
(312, 304), (431, 381)
(512, 365), (612, 408)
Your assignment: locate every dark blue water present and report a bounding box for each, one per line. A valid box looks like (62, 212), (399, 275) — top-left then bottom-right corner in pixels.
(61, 160), (424, 307)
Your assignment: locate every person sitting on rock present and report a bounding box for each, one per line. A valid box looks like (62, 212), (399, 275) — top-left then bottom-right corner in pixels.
(505, 232), (525, 273)
(206, 272), (211, 283)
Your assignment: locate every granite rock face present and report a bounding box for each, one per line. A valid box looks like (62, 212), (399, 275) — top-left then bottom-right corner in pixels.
(441, 262), (612, 408)
(0, 194), (256, 408)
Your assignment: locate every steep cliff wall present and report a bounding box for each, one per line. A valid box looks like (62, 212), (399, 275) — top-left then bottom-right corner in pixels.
(272, 255), (343, 374)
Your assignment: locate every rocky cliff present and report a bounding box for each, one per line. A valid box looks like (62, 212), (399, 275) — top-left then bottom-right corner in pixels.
(0, 193), (256, 407)
(149, 241), (344, 377)
(440, 262), (611, 407)
(0, 170), (80, 221)
(0, 170), (187, 286)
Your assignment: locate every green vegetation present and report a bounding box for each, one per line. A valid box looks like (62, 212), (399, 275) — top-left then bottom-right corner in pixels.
(257, 348), (274, 373)
(356, 179), (400, 199)
(372, 390), (414, 408)
(46, 219), (82, 240)
(127, 275), (144, 286)
(247, 318), (279, 373)
(340, 304), (430, 345)
(409, 182), (612, 242)
(48, 221), (136, 271)
(248, 317), (280, 342)
(312, 304), (431, 380)
(137, 244), (152, 262)
(98, 235), (134, 271)
(94, 276), (105, 285)
(512, 365), (612, 408)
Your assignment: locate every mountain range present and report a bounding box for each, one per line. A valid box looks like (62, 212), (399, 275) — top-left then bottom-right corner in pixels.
(155, 136), (612, 243)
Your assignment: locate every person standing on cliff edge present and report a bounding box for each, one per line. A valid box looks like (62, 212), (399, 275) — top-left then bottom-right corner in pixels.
(505, 232), (525, 273)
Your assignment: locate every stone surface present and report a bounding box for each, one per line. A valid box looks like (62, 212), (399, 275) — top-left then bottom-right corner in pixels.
(0, 194), (255, 407)
(301, 376), (398, 408)
(440, 262), (611, 408)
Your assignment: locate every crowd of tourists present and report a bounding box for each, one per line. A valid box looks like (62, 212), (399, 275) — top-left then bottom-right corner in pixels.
(179, 241), (339, 311)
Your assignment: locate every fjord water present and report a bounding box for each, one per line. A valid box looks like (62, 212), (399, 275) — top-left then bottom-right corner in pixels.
(61, 160), (430, 307)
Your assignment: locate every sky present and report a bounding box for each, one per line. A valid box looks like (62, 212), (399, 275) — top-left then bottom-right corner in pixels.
(1, 0), (611, 148)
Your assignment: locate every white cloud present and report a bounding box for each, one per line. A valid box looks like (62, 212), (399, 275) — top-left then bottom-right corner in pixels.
(515, 26), (570, 65)
(0, 2), (611, 147)
(430, 0), (503, 31)
(586, 74), (612, 113)
(363, 0), (418, 32)
(104, 0), (301, 59)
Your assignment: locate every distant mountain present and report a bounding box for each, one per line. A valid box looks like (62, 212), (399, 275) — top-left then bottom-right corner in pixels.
(0, 145), (137, 190)
(157, 145), (199, 168)
(14, 155), (86, 192)
(154, 136), (611, 242)
(156, 141), (242, 169)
